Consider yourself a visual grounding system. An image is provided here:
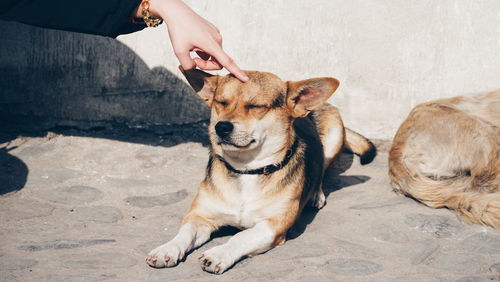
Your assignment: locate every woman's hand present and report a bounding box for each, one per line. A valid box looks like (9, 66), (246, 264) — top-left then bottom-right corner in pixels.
(137, 0), (249, 82)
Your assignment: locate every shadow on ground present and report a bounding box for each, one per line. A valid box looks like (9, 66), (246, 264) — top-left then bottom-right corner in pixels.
(0, 21), (210, 195)
(0, 147), (28, 194)
(287, 152), (371, 240)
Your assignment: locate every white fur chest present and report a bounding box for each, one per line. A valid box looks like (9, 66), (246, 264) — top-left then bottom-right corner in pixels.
(233, 175), (264, 228)
(213, 174), (272, 229)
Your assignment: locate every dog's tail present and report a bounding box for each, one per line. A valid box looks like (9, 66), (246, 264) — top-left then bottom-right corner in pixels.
(344, 128), (377, 165)
(388, 148), (500, 228)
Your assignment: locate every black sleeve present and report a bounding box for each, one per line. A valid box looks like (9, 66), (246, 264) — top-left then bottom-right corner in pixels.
(0, 0), (147, 38)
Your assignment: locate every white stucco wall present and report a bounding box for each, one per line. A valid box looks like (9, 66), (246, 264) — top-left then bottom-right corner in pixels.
(118, 0), (500, 140)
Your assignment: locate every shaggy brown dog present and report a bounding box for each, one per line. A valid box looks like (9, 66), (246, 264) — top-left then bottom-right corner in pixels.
(389, 90), (500, 227)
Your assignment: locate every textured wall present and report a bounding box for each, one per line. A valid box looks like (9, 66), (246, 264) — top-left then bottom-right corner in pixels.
(0, 21), (208, 128)
(1, 0), (499, 139)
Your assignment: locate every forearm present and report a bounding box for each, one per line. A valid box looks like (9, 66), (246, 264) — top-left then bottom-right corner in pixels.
(0, 0), (144, 37)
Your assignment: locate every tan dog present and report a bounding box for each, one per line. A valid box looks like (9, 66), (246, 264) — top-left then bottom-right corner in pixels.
(389, 90), (500, 227)
(146, 68), (376, 274)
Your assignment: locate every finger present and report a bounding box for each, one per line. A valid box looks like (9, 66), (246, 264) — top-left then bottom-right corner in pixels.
(194, 57), (222, 70)
(210, 23), (220, 33)
(204, 20), (220, 33)
(213, 33), (223, 44)
(208, 56), (222, 68)
(175, 50), (196, 70)
(209, 48), (249, 82)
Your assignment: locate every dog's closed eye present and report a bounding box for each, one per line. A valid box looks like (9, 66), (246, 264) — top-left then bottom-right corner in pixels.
(215, 100), (228, 107)
(245, 104), (266, 110)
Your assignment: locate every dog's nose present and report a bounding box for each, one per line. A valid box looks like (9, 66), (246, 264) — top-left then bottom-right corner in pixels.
(215, 121), (234, 138)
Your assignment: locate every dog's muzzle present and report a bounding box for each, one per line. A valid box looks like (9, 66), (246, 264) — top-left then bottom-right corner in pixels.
(214, 121), (256, 150)
(215, 121), (234, 138)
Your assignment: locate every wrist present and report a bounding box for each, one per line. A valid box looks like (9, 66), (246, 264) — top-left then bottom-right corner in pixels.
(154, 0), (194, 25)
(147, 0), (166, 19)
(147, 0), (182, 20)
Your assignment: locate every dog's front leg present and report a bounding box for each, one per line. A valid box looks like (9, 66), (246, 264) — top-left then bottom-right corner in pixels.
(199, 221), (278, 274)
(146, 214), (215, 268)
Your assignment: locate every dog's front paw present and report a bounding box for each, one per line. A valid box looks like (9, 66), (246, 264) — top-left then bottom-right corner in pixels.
(198, 246), (235, 274)
(145, 242), (185, 268)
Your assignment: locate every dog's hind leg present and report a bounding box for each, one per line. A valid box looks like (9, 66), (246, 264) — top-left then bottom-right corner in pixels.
(309, 105), (346, 209)
(146, 213), (216, 268)
(312, 104), (346, 168)
(310, 186), (327, 209)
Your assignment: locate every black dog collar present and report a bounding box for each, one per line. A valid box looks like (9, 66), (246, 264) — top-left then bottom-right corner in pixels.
(216, 138), (300, 175)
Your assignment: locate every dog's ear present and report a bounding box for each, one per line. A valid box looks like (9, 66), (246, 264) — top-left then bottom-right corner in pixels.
(286, 77), (340, 117)
(179, 66), (219, 107)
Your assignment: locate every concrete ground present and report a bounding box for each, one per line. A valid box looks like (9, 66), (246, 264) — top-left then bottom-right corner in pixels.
(0, 126), (499, 282)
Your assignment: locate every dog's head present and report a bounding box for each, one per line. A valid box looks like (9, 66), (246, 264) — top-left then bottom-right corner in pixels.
(180, 67), (339, 154)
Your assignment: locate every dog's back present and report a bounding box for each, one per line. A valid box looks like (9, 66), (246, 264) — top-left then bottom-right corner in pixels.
(389, 90), (500, 227)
